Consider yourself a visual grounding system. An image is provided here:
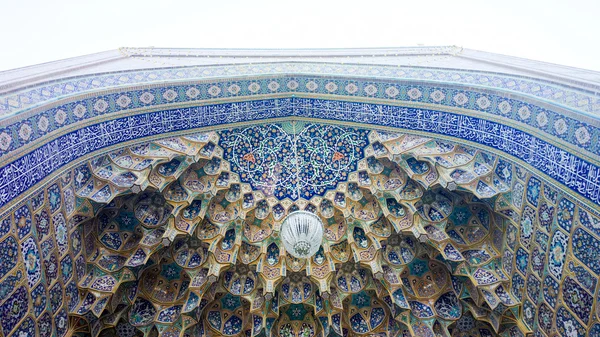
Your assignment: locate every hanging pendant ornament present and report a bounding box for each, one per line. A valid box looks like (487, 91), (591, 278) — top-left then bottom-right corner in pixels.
(280, 211), (324, 259)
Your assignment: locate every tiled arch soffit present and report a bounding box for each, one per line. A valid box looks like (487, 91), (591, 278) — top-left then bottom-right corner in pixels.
(1, 63), (599, 212)
(1, 52), (600, 337)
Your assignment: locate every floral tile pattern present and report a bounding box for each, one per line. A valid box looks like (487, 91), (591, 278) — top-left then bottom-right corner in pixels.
(0, 50), (599, 336)
(0, 123), (596, 336)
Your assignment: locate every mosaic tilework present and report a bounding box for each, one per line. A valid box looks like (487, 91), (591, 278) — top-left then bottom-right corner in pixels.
(0, 49), (599, 336)
(1, 76), (599, 165)
(0, 121), (597, 336)
(0, 286), (29, 335)
(1, 60), (598, 119)
(1, 98), (598, 217)
(219, 123), (369, 200)
(62, 127), (518, 336)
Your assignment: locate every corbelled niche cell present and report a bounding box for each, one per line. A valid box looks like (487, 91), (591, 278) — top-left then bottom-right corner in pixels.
(0, 48), (598, 337)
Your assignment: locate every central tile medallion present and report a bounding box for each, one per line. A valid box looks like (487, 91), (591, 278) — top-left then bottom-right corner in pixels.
(219, 122), (369, 200)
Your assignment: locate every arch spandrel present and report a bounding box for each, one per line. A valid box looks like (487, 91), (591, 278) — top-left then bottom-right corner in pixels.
(1, 48), (599, 337)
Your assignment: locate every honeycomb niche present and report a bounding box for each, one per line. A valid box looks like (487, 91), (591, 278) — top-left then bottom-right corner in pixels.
(0, 47), (598, 337)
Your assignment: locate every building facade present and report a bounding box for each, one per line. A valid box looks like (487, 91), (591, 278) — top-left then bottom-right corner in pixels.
(0, 47), (599, 336)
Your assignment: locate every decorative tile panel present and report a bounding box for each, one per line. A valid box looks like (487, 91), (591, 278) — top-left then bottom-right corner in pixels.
(1, 98), (599, 215)
(0, 52), (598, 336)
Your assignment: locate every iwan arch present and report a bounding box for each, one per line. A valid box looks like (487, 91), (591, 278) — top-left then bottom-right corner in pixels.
(0, 47), (598, 337)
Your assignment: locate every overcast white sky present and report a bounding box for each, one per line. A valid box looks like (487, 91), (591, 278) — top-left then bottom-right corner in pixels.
(1, 0), (599, 72)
